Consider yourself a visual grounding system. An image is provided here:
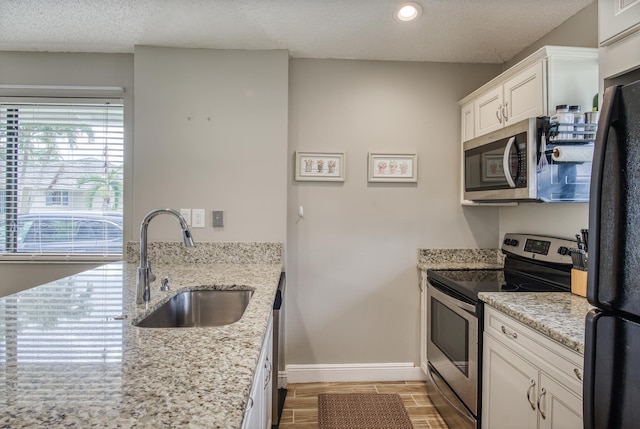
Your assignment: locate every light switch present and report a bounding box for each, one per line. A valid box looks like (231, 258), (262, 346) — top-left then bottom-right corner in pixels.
(213, 211), (224, 227)
(179, 208), (192, 226)
(192, 209), (205, 228)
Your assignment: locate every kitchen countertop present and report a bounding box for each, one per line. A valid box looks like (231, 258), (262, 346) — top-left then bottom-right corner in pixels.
(479, 292), (592, 355)
(0, 260), (282, 428)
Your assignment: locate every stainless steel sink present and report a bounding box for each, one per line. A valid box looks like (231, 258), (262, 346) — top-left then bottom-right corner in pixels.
(133, 289), (253, 328)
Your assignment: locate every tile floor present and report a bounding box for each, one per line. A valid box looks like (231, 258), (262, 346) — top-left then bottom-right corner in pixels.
(278, 381), (449, 429)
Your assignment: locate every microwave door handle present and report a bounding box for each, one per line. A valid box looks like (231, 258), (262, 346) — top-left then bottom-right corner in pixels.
(502, 136), (517, 188)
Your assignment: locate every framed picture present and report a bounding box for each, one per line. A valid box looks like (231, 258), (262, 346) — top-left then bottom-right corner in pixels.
(481, 153), (505, 182)
(295, 152), (345, 182)
(368, 153), (417, 182)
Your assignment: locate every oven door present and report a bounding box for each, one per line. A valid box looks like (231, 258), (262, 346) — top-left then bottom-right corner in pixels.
(427, 282), (478, 416)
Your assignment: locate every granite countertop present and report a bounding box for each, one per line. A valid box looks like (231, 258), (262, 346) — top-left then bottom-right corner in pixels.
(416, 248), (503, 272)
(0, 260), (282, 428)
(479, 292), (592, 355)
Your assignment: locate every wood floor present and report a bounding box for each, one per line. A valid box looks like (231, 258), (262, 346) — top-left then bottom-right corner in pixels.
(278, 381), (449, 429)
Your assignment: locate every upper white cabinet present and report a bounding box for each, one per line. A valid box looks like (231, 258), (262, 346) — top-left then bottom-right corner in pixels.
(474, 62), (544, 136)
(599, 0), (640, 46)
(459, 46), (598, 142)
(598, 0), (640, 88)
(460, 101), (475, 143)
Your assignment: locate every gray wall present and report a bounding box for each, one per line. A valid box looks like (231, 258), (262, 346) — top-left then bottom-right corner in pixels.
(286, 59), (501, 365)
(0, 52), (134, 296)
(504, 1), (598, 70)
(132, 47), (288, 243)
(496, 1), (597, 241)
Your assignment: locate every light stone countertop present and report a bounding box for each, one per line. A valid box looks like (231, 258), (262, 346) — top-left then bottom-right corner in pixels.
(0, 260), (282, 428)
(479, 292), (592, 355)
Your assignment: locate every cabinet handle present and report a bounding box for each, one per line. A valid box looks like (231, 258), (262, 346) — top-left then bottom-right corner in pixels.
(501, 325), (517, 339)
(526, 380), (536, 410)
(264, 360), (272, 386)
(574, 368), (583, 381)
(496, 106), (503, 123)
(537, 388), (547, 419)
(502, 102), (509, 121)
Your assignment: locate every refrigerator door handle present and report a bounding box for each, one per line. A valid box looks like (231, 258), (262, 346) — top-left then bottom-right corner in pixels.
(587, 84), (621, 307)
(583, 309), (600, 429)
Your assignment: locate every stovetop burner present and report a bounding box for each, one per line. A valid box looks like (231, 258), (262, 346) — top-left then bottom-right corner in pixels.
(426, 233), (576, 305)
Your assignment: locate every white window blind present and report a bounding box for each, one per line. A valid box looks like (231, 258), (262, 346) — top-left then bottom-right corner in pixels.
(0, 99), (124, 257)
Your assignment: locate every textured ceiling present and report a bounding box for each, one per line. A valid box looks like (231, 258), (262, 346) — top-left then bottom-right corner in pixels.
(0, 0), (594, 63)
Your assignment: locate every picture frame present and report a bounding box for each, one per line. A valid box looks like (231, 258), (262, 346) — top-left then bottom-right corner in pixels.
(295, 152), (345, 182)
(481, 153), (505, 182)
(367, 153), (417, 182)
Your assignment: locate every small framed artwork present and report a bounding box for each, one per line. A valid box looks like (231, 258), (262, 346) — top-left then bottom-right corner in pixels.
(368, 153), (418, 182)
(481, 153), (505, 182)
(295, 152), (345, 182)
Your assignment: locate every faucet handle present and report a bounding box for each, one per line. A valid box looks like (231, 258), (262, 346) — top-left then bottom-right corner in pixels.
(146, 261), (156, 283)
(160, 276), (170, 292)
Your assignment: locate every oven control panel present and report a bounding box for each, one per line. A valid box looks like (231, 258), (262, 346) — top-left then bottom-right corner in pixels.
(502, 233), (575, 265)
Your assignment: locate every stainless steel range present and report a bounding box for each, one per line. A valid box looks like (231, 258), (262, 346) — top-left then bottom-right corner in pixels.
(425, 233), (576, 429)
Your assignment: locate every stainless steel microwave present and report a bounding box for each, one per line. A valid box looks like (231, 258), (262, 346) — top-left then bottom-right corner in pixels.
(463, 117), (592, 203)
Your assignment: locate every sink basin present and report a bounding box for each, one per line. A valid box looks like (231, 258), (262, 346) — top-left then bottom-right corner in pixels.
(134, 289), (253, 328)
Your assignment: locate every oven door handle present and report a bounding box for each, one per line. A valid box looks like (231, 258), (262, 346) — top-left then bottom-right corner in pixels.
(502, 136), (517, 188)
(429, 283), (476, 315)
(427, 365), (476, 424)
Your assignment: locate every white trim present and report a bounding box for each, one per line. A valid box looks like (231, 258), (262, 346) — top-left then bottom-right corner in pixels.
(284, 362), (427, 384)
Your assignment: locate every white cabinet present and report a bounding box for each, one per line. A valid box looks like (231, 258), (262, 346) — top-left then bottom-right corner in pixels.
(460, 101), (474, 142)
(460, 46), (598, 142)
(242, 315), (274, 429)
(599, 0), (640, 46)
(474, 62), (544, 137)
(598, 0), (640, 92)
(482, 305), (583, 429)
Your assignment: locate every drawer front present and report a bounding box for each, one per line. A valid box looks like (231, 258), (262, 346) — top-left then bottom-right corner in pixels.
(485, 306), (583, 396)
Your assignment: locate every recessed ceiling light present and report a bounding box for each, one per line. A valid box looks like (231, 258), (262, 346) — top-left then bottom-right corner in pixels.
(395, 2), (422, 22)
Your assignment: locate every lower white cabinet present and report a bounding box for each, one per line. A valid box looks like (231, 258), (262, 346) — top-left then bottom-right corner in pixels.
(242, 315), (273, 429)
(482, 306), (582, 429)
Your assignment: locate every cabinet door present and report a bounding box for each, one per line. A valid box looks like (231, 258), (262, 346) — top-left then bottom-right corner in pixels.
(503, 61), (544, 125)
(242, 367), (263, 429)
(263, 321), (274, 428)
(599, 0), (640, 46)
(482, 334), (539, 429)
(461, 101), (474, 142)
(538, 373), (582, 429)
(474, 86), (504, 136)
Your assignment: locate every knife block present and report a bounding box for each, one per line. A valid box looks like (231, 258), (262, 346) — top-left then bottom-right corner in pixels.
(571, 269), (587, 297)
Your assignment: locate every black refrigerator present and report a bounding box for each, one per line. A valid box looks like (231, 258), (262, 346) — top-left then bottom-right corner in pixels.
(584, 79), (640, 429)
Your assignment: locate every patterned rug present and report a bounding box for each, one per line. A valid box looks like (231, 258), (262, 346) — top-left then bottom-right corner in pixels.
(318, 393), (414, 429)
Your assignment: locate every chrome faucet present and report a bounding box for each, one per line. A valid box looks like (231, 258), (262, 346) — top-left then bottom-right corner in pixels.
(136, 208), (195, 304)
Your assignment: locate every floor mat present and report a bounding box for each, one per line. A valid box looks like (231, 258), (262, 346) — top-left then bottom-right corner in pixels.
(318, 393), (414, 429)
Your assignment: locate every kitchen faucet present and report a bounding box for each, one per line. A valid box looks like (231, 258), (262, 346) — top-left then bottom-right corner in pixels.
(137, 208), (195, 304)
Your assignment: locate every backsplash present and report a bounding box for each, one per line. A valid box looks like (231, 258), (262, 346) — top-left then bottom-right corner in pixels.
(126, 241), (283, 264)
(418, 248), (503, 265)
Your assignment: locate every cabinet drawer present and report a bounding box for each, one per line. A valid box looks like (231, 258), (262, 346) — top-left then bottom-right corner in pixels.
(484, 306), (583, 396)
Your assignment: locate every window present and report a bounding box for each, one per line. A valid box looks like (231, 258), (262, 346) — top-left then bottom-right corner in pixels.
(0, 99), (124, 257)
(45, 190), (69, 207)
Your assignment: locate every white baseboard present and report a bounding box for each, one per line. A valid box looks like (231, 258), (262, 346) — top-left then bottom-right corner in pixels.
(284, 362), (427, 384)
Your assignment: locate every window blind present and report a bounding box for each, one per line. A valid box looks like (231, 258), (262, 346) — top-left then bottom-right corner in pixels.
(0, 100), (124, 257)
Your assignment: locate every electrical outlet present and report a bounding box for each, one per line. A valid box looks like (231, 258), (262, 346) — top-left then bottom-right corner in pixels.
(179, 208), (192, 226)
(192, 209), (205, 228)
(213, 211), (224, 227)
